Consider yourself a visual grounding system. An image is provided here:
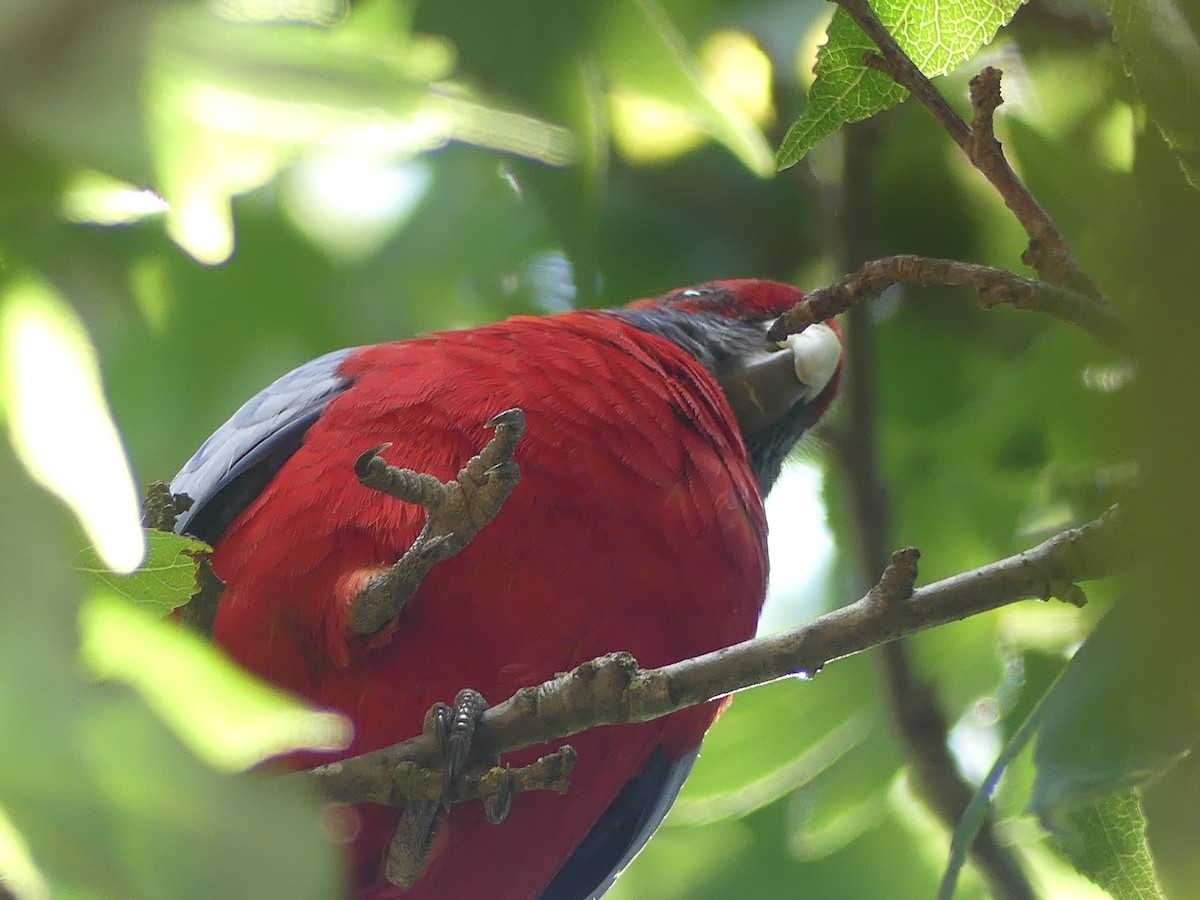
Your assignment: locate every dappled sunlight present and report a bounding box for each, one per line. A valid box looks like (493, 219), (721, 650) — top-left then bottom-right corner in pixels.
(0, 802), (48, 900)
(208, 0), (348, 26)
(0, 279), (144, 574)
(144, 6), (571, 264)
(611, 29), (773, 168)
(284, 155), (432, 261)
(61, 170), (168, 226)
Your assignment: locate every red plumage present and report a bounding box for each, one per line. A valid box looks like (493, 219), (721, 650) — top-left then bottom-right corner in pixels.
(174, 281), (841, 898)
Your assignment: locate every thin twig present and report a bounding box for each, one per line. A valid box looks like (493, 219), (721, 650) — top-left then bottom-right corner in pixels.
(305, 506), (1127, 800)
(768, 254), (1134, 353)
(827, 132), (1035, 899)
(833, 0), (1104, 300)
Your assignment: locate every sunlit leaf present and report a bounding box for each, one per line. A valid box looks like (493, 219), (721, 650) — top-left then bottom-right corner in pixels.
(777, 0), (1027, 169)
(0, 276), (144, 573)
(598, 0), (773, 175)
(147, 5), (573, 263)
(1058, 792), (1164, 900)
(0, 801), (48, 900)
(0, 440), (342, 900)
(76, 530), (212, 616)
(675, 658), (884, 825)
(1105, 0), (1200, 190)
(79, 590), (351, 772)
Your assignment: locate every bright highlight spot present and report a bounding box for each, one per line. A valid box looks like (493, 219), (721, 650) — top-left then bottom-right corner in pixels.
(611, 29), (773, 166)
(609, 94), (707, 163)
(1095, 104), (1134, 172)
(796, 10), (835, 88)
(759, 462), (835, 634)
(701, 31), (774, 126)
(285, 155), (432, 261)
(61, 170), (169, 226)
(208, 0), (347, 25)
(168, 187), (238, 267)
(0, 278), (145, 573)
(80, 591), (352, 771)
(0, 802), (48, 900)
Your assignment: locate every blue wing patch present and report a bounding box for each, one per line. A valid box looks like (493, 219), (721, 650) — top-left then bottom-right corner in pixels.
(170, 347), (356, 544)
(540, 746), (698, 900)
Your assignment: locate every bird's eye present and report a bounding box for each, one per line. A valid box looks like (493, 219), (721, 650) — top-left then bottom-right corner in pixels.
(680, 289), (702, 298)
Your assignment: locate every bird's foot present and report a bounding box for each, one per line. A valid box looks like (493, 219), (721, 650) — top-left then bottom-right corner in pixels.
(349, 408), (526, 635)
(388, 691), (520, 888)
(427, 688), (493, 812)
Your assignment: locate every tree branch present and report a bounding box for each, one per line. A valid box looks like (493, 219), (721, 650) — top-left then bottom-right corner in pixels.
(832, 0), (1105, 301)
(767, 254), (1134, 353)
(305, 506), (1127, 802)
(825, 123), (1036, 899)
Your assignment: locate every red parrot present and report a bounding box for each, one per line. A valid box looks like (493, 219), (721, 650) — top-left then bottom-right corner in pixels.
(169, 280), (843, 899)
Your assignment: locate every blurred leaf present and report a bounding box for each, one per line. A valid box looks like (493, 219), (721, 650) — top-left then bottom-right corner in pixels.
(0, 275), (145, 574)
(76, 530), (210, 616)
(1032, 600), (1200, 819)
(148, 4), (573, 264)
(597, 0), (773, 176)
(674, 658), (882, 824)
(0, 436), (342, 899)
(777, 0), (1027, 169)
(1058, 792), (1164, 900)
(0, 800), (48, 900)
(0, 0), (152, 183)
(939, 689), (1043, 900)
(787, 732), (900, 860)
(1105, 0), (1200, 189)
(79, 590), (351, 771)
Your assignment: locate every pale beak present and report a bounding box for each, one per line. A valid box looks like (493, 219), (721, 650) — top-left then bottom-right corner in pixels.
(717, 322), (842, 434)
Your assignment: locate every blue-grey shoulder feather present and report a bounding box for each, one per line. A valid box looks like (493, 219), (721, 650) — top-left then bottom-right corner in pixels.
(170, 347), (355, 544)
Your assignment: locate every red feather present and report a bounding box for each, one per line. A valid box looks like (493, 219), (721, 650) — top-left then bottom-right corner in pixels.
(195, 283), (832, 898)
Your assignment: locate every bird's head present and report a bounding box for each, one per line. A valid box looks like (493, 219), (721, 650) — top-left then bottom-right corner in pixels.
(617, 279), (843, 493)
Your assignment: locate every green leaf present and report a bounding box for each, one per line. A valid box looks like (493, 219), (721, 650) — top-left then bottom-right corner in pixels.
(777, 0), (1027, 169)
(0, 438), (342, 900)
(1104, 0), (1200, 189)
(597, 0), (774, 176)
(76, 529), (211, 616)
(938, 697), (1044, 900)
(79, 590), (351, 772)
(1058, 792), (1165, 900)
(1033, 599), (1200, 817)
(147, 4), (574, 264)
(673, 657), (890, 824)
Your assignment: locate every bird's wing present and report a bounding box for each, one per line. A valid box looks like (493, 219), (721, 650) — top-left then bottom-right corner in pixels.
(170, 348), (356, 544)
(540, 747), (699, 900)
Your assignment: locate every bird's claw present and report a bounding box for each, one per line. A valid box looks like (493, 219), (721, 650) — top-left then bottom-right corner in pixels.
(426, 689), (489, 811)
(349, 409), (526, 636)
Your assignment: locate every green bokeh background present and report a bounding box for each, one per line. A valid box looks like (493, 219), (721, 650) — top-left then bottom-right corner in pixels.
(1, 1), (1197, 898)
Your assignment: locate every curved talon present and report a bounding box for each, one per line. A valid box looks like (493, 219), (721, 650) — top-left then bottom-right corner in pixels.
(483, 767), (514, 825)
(354, 443), (392, 480)
(486, 408), (526, 430)
(485, 461), (520, 483)
(426, 702), (453, 756)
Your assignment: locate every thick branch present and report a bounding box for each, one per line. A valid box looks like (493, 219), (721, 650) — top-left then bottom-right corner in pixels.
(768, 254), (1134, 353)
(306, 506), (1127, 801)
(833, 0), (1103, 300)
